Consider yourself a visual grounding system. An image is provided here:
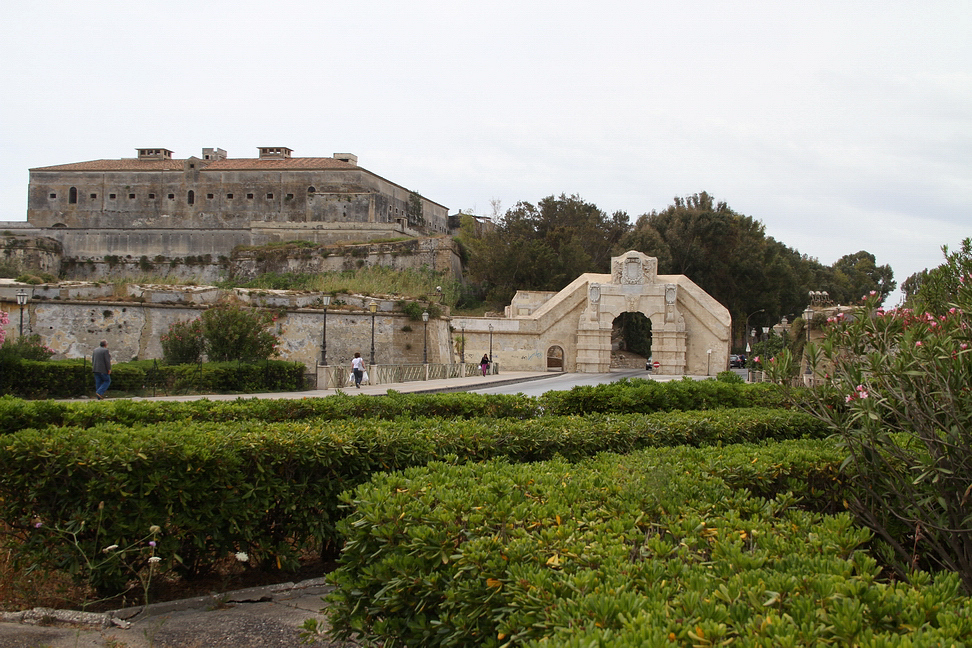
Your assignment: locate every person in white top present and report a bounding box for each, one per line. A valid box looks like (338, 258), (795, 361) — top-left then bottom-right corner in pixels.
(351, 352), (365, 388)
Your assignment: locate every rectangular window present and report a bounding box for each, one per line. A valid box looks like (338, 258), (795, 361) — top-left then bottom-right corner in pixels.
(168, 193), (175, 200)
(247, 193), (254, 199)
(227, 193), (234, 199)
(90, 193), (97, 199)
(285, 193), (294, 200)
(148, 193), (156, 199)
(129, 193), (136, 199)
(49, 193), (57, 199)
(109, 193), (116, 199)
(266, 193), (274, 199)
(207, 193), (214, 199)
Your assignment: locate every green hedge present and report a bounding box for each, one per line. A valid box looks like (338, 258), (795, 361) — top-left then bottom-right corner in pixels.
(0, 359), (306, 400)
(0, 379), (800, 435)
(0, 408), (829, 594)
(327, 444), (972, 647)
(0, 390), (542, 435)
(537, 377), (803, 415)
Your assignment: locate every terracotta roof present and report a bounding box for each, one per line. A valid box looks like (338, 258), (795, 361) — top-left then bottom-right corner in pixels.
(202, 158), (357, 171)
(30, 159), (185, 172)
(30, 157), (358, 173)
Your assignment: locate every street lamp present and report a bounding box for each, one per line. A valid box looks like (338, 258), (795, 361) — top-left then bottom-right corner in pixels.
(369, 300), (378, 365)
(744, 309), (764, 353)
(320, 294), (331, 365)
(488, 323), (493, 364)
(15, 290), (28, 337)
(422, 311), (429, 364)
(460, 322), (465, 364)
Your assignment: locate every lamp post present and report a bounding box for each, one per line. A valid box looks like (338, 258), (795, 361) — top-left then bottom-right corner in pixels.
(744, 308), (764, 353)
(369, 300), (378, 366)
(15, 290), (28, 337)
(320, 294), (331, 365)
(707, 349), (712, 376)
(488, 323), (493, 364)
(422, 311), (429, 364)
(460, 322), (465, 364)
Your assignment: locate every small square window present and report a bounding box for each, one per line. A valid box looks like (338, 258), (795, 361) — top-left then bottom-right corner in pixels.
(148, 193), (156, 199)
(266, 193), (274, 199)
(247, 193), (254, 199)
(129, 193), (136, 199)
(109, 193), (116, 199)
(168, 193), (175, 200)
(189, 163), (195, 169)
(285, 193), (294, 200)
(49, 193), (57, 199)
(207, 193), (214, 199)
(227, 193), (234, 199)
(90, 193), (97, 199)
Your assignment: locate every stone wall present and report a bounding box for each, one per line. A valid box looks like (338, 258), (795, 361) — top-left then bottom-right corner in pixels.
(0, 283), (453, 369)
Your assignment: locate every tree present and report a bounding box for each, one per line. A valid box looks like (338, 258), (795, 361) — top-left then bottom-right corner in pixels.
(461, 194), (629, 305)
(824, 250), (896, 305)
(201, 303), (279, 362)
(619, 192), (808, 349)
(903, 238), (972, 315)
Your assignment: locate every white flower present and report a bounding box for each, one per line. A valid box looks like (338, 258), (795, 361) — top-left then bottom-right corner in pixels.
(148, 556), (162, 564)
(149, 525), (161, 534)
(102, 544), (119, 553)
(235, 552), (249, 563)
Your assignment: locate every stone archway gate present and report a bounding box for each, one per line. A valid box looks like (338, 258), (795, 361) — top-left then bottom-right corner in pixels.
(453, 251), (731, 375)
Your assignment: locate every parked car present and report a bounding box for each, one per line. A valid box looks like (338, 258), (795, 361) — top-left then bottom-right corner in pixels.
(729, 354), (745, 368)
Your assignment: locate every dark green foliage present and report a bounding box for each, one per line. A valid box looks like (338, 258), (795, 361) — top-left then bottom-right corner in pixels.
(0, 407), (826, 593)
(327, 443), (972, 647)
(0, 334), (55, 361)
(159, 318), (205, 365)
(0, 359), (304, 401)
(201, 303), (279, 362)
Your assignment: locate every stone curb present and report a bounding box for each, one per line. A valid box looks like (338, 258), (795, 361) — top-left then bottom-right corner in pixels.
(1, 577), (333, 630)
(406, 372), (562, 394)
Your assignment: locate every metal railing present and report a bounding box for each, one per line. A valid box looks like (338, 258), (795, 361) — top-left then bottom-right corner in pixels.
(317, 362), (498, 390)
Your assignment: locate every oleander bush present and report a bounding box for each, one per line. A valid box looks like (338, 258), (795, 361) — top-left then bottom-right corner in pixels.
(0, 408), (829, 595)
(327, 446), (972, 647)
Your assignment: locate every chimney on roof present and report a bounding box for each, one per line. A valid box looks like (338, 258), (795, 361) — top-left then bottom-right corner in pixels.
(333, 153), (358, 166)
(202, 147), (227, 161)
(137, 148), (173, 160)
(258, 147), (293, 159)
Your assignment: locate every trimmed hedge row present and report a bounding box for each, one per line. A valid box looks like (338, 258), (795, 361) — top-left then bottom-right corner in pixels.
(0, 390), (541, 435)
(0, 357), (306, 400)
(0, 408), (829, 594)
(328, 444), (971, 647)
(0, 379), (798, 436)
(537, 377), (798, 415)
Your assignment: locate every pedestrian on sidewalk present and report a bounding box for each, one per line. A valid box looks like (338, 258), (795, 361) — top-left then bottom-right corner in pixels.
(480, 353), (490, 377)
(92, 340), (111, 400)
(351, 352), (365, 388)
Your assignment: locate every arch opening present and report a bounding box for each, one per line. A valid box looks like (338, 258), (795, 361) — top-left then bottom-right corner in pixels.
(546, 345), (564, 372)
(69, 187), (78, 204)
(610, 311), (652, 369)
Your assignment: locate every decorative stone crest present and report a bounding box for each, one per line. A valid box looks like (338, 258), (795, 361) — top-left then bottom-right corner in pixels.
(588, 283), (601, 321)
(611, 252), (658, 285)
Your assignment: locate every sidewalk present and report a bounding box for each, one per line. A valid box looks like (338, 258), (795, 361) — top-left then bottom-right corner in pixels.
(121, 370), (559, 403)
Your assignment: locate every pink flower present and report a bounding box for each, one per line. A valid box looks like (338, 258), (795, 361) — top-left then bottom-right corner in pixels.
(961, 343), (969, 350)
(845, 395), (854, 403)
(915, 341), (923, 347)
(869, 290), (877, 296)
(858, 389), (868, 399)
(753, 356), (760, 364)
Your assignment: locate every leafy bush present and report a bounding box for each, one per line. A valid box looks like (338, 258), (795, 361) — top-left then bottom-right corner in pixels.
(0, 408), (831, 592)
(804, 279), (972, 592)
(159, 318), (205, 365)
(0, 334), (55, 361)
(201, 302), (279, 362)
(327, 443), (972, 647)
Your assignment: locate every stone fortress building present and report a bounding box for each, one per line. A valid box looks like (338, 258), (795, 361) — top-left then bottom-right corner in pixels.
(14, 146), (451, 275)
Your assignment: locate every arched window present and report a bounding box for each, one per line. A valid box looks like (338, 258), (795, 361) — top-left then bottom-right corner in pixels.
(69, 187), (78, 204)
(188, 190), (195, 205)
(307, 186), (316, 194)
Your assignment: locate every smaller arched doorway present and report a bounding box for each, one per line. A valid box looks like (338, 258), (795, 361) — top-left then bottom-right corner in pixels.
(546, 345), (565, 371)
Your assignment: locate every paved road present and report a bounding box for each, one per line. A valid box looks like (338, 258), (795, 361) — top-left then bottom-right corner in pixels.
(470, 369), (717, 397)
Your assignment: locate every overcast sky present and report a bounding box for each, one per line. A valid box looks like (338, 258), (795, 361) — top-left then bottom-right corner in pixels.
(1, 1), (969, 303)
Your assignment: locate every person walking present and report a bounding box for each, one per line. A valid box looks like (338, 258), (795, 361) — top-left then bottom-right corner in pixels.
(480, 353), (490, 377)
(351, 352), (365, 388)
(92, 340), (112, 400)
